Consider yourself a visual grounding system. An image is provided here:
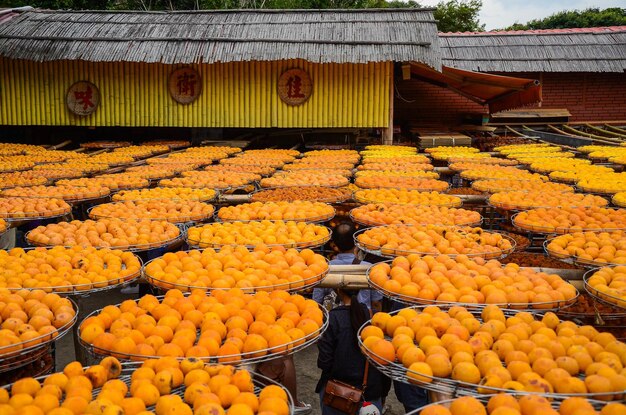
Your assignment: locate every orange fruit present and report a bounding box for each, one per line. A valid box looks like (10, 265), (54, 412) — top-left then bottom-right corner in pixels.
(231, 370), (254, 393)
(195, 403), (225, 415)
(490, 408), (521, 415)
(449, 396), (486, 415)
(184, 369), (211, 387)
(231, 393), (259, 412)
(132, 383), (160, 406)
(155, 395), (183, 415)
(369, 339), (395, 366)
(451, 362), (481, 384)
(32, 395), (59, 413)
(584, 374), (614, 400)
(193, 393), (221, 411)
(602, 403), (626, 415)
(227, 403), (255, 415)
(217, 384), (240, 408)
(120, 398), (146, 415)
(518, 395), (550, 415)
(11, 378), (41, 396)
(425, 354), (452, 378)
(184, 383), (211, 406)
(507, 361), (532, 381)
(9, 394), (34, 409)
(406, 362), (433, 384)
(360, 326), (384, 341)
(487, 394), (520, 413)
(16, 405), (44, 415)
(61, 396), (89, 415)
(385, 315), (407, 337)
(420, 405), (452, 415)
(559, 397), (595, 415)
(84, 365), (108, 388)
(208, 375), (231, 395)
(258, 385), (288, 402)
(217, 343), (241, 364)
(63, 362), (84, 378)
(258, 397), (289, 415)
(47, 409), (73, 415)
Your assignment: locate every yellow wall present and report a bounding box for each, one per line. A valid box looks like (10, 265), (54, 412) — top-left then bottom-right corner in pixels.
(0, 59), (392, 128)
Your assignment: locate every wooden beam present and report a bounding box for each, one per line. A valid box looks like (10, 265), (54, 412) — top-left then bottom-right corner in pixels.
(318, 274), (370, 289)
(584, 123), (626, 139)
(547, 125), (577, 136)
(561, 125), (623, 143)
(547, 125), (619, 146)
(220, 194), (252, 204)
(320, 267), (585, 290)
(47, 140), (71, 150)
(504, 125), (527, 137)
(605, 124), (626, 135)
(441, 70), (536, 91)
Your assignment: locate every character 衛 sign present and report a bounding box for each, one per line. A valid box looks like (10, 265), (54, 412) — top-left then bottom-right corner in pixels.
(278, 69), (312, 106)
(67, 81), (100, 116)
(169, 67), (202, 104)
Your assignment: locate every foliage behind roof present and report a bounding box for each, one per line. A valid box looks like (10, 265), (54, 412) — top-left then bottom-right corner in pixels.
(0, 8), (441, 67)
(440, 26), (626, 72)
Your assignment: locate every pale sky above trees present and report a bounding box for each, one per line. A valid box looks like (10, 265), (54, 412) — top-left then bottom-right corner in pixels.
(420, 0), (625, 29)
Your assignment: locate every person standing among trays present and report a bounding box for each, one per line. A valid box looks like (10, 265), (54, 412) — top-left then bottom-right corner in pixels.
(313, 221), (382, 312)
(316, 287), (385, 414)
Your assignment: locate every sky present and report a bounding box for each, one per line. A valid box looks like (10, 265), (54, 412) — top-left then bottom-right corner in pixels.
(418, 0), (625, 30)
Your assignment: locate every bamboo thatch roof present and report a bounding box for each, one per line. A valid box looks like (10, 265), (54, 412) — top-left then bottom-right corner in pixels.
(0, 8), (441, 67)
(440, 27), (626, 73)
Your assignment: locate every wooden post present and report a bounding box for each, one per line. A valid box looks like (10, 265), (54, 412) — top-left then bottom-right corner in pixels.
(383, 68), (394, 145)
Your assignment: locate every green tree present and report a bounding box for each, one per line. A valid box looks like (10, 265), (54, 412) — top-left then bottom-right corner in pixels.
(503, 7), (626, 30)
(376, 0), (421, 8)
(433, 0), (484, 32)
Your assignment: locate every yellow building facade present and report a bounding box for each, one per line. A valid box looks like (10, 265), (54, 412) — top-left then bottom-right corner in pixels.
(0, 59), (392, 128)
(0, 8), (443, 135)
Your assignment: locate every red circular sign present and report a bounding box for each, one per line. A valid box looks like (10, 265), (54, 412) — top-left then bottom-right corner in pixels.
(277, 69), (312, 106)
(66, 81), (100, 116)
(169, 67), (202, 104)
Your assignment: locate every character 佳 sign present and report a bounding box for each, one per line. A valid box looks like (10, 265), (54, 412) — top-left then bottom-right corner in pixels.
(169, 67), (202, 104)
(66, 81), (100, 116)
(278, 69), (312, 106)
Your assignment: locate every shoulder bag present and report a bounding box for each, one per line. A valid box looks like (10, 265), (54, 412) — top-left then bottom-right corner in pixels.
(322, 360), (369, 414)
(322, 306), (372, 414)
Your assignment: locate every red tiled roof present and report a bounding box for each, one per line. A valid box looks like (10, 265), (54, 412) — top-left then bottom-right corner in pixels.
(440, 26), (626, 36)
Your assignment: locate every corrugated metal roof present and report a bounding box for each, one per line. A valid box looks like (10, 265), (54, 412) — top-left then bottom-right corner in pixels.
(0, 9), (442, 67)
(440, 26), (626, 73)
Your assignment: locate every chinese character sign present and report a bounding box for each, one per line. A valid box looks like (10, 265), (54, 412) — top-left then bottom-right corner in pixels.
(169, 67), (202, 104)
(278, 69), (312, 106)
(66, 81), (100, 116)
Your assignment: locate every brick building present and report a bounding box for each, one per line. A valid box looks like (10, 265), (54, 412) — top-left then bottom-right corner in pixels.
(395, 26), (626, 125)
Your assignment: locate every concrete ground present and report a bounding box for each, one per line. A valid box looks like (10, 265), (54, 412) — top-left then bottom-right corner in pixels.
(55, 287), (407, 415)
